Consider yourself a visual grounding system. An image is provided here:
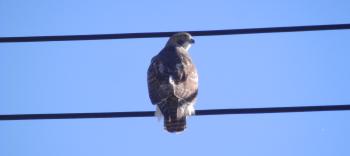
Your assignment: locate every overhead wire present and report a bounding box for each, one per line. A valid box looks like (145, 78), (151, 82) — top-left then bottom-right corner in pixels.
(1, 23), (350, 43)
(1, 104), (350, 121)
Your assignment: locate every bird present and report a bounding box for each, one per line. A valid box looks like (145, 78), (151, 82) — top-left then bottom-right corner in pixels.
(147, 32), (198, 133)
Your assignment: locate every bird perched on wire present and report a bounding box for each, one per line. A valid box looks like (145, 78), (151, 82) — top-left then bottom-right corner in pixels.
(147, 32), (198, 133)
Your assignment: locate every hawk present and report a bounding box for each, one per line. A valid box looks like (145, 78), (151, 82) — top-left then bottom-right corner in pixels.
(147, 32), (198, 133)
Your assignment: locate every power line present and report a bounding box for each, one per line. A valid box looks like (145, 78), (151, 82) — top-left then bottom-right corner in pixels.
(1, 23), (350, 43)
(1, 104), (349, 121)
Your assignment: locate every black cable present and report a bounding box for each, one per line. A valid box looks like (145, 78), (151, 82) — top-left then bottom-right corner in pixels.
(1, 104), (349, 121)
(1, 23), (350, 43)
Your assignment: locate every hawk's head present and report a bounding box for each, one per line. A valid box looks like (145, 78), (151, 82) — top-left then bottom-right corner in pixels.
(166, 32), (195, 51)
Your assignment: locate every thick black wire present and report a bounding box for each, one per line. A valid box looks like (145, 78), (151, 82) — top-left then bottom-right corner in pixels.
(1, 104), (349, 121)
(1, 23), (350, 43)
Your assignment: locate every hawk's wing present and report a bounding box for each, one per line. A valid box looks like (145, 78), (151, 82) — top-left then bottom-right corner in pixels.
(147, 55), (170, 105)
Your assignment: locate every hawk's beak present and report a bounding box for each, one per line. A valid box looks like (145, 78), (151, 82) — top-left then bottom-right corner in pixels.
(190, 39), (195, 44)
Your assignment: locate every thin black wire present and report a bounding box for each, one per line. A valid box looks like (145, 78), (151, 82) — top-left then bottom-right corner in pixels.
(1, 104), (349, 121)
(1, 23), (350, 43)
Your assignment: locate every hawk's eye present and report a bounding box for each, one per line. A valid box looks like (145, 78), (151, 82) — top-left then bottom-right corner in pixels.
(177, 39), (185, 46)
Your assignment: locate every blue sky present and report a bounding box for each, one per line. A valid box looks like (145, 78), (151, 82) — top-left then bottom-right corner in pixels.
(1, 0), (350, 156)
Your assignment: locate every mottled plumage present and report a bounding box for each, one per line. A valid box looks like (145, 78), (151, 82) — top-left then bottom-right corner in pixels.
(147, 32), (198, 133)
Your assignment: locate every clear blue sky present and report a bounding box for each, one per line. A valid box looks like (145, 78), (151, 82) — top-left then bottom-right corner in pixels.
(1, 0), (350, 156)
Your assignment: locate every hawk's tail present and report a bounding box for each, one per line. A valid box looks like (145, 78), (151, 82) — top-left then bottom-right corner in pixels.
(157, 102), (187, 133)
(164, 116), (186, 133)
